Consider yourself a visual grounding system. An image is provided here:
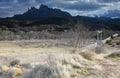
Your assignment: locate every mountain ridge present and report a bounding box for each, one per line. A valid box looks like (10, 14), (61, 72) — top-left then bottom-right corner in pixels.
(0, 4), (120, 32)
(12, 4), (72, 20)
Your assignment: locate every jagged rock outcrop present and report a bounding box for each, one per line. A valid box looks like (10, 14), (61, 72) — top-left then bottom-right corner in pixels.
(13, 4), (71, 19)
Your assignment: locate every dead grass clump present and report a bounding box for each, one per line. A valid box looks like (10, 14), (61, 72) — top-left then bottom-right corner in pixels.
(0, 65), (9, 74)
(8, 67), (24, 78)
(80, 52), (95, 60)
(8, 60), (24, 78)
(0, 64), (24, 78)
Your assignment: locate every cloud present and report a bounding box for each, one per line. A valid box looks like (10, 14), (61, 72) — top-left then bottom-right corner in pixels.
(101, 10), (120, 18)
(47, 1), (106, 11)
(97, 0), (120, 3)
(0, 0), (46, 17)
(0, 0), (120, 17)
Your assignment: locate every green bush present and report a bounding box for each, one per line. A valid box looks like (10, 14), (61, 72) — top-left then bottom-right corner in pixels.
(106, 40), (112, 45)
(107, 52), (120, 59)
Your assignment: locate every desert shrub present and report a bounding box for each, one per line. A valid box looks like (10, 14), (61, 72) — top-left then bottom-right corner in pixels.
(106, 40), (112, 45)
(95, 45), (107, 54)
(107, 52), (120, 59)
(80, 52), (95, 60)
(10, 60), (20, 67)
(116, 42), (120, 45)
(22, 65), (52, 78)
(21, 63), (32, 69)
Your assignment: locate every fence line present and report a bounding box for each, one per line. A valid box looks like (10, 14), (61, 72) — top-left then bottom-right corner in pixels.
(80, 33), (118, 52)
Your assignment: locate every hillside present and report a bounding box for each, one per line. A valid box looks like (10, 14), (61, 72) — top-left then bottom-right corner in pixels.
(0, 5), (120, 40)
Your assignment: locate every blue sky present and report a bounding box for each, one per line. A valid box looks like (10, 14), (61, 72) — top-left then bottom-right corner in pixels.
(0, 0), (120, 18)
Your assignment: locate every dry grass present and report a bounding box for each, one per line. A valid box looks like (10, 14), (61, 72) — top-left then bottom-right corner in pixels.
(22, 53), (120, 78)
(80, 51), (96, 60)
(0, 40), (120, 78)
(0, 41), (72, 56)
(0, 41), (73, 67)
